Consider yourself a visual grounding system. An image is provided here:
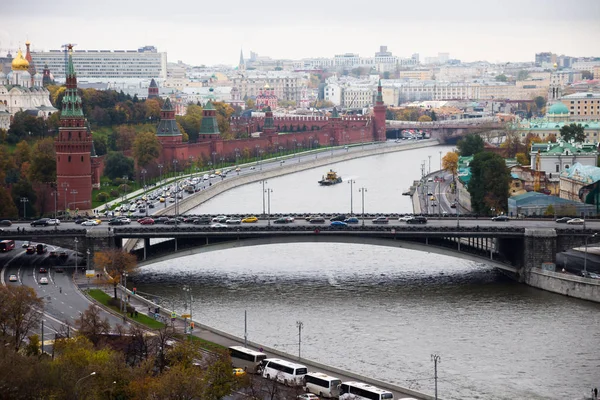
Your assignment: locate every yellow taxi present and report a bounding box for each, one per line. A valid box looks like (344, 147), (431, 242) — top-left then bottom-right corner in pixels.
(242, 216), (258, 223)
(93, 219), (102, 225)
(159, 197), (166, 203)
(232, 368), (246, 377)
(215, 170), (222, 175)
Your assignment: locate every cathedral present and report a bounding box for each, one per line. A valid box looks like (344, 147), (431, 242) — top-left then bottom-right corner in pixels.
(0, 41), (57, 129)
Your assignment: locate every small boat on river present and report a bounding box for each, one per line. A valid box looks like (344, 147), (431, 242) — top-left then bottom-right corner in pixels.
(318, 170), (342, 186)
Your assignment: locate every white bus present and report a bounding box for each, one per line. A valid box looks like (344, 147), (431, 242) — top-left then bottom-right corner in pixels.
(340, 381), (394, 400)
(260, 358), (308, 386)
(304, 372), (342, 398)
(228, 346), (267, 373)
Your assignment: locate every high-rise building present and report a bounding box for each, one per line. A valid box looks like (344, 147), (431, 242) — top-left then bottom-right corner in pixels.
(31, 45), (167, 81)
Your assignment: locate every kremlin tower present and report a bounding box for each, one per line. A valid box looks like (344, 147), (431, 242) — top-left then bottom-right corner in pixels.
(54, 45), (94, 212)
(372, 80), (387, 141)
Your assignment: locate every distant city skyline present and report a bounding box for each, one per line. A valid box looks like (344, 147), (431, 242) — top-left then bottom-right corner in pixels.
(1, 0), (599, 67)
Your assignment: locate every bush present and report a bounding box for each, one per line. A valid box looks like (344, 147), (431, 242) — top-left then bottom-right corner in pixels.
(96, 192), (109, 202)
(118, 184), (130, 193)
(110, 190), (120, 198)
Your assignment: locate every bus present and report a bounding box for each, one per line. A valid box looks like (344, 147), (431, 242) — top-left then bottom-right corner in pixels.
(304, 372), (342, 398)
(260, 358), (308, 386)
(0, 240), (15, 252)
(228, 346), (267, 373)
(340, 381), (394, 400)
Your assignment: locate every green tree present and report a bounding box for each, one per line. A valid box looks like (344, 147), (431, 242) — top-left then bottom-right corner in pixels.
(516, 152), (529, 166)
(457, 134), (484, 156)
(0, 186), (18, 218)
(103, 152), (134, 180)
(468, 152), (511, 215)
(418, 115), (432, 122)
(544, 205), (555, 216)
(132, 130), (161, 168)
(93, 134), (108, 156)
(495, 74), (508, 82)
(28, 137), (56, 183)
(517, 70), (530, 80)
(533, 96), (546, 111)
(581, 71), (593, 80)
(14, 140), (32, 167)
(559, 123), (586, 142)
(11, 180), (37, 218)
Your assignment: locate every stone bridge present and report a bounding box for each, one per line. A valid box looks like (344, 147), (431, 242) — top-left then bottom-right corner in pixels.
(6, 225), (595, 282)
(386, 118), (505, 143)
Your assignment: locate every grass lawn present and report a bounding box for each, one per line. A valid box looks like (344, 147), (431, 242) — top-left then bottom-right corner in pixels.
(88, 289), (165, 329)
(176, 334), (226, 352)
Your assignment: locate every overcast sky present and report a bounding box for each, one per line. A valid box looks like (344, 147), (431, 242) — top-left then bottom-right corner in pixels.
(1, 0), (599, 66)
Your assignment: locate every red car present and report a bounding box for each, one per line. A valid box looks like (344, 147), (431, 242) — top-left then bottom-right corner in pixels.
(139, 218), (155, 225)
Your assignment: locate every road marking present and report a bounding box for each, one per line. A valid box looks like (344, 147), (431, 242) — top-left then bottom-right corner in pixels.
(1, 249), (27, 285)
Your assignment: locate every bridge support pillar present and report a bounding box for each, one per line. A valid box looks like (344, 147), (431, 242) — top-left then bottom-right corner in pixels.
(143, 238), (150, 261)
(521, 228), (557, 282)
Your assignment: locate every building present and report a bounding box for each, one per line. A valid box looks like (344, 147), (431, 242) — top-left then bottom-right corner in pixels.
(0, 43), (57, 126)
(508, 191), (595, 217)
(560, 92), (600, 120)
(255, 84), (278, 109)
(559, 163), (600, 206)
(148, 78), (159, 99)
(531, 140), (598, 175)
(31, 45), (167, 82)
(54, 46), (100, 212)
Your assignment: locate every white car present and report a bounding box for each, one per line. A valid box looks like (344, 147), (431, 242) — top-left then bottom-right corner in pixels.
(9, 274), (17, 282)
(226, 219), (241, 224)
(81, 220), (99, 226)
(47, 218), (61, 226)
(39, 277), (48, 285)
(210, 223), (228, 228)
(398, 215), (413, 221)
(118, 217), (131, 224)
(285, 216), (295, 222)
(566, 218), (585, 225)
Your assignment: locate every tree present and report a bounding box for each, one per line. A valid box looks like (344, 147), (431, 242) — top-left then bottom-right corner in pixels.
(103, 152), (134, 180)
(245, 98), (256, 110)
(28, 137), (56, 183)
(0, 187), (18, 218)
(14, 140), (32, 167)
(133, 130), (161, 168)
(201, 350), (238, 400)
(115, 125), (136, 151)
(0, 285), (43, 351)
(559, 123), (585, 142)
(75, 305), (111, 346)
(516, 152), (529, 166)
(93, 135), (108, 156)
(93, 249), (138, 299)
(544, 205), (555, 216)
(517, 70), (530, 80)
(418, 115), (432, 122)
(11, 179), (37, 218)
(214, 102), (235, 139)
(442, 151), (459, 175)
(533, 96), (546, 111)
(456, 134), (484, 156)
(495, 74), (508, 82)
(468, 152), (511, 215)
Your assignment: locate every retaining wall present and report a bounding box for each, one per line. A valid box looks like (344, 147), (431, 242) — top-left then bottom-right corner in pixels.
(526, 268), (600, 302)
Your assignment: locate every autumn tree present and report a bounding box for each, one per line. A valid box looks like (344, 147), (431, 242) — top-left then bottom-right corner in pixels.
(115, 125), (136, 151)
(214, 101), (235, 139)
(516, 152), (529, 166)
(418, 115), (432, 122)
(28, 137), (56, 183)
(560, 123), (586, 142)
(177, 104), (203, 143)
(133, 130), (161, 168)
(442, 151), (459, 176)
(14, 140), (32, 167)
(94, 249), (138, 299)
(245, 98), (256, 110)
(75, 304), (111, 346)
(201, 350), (239, 400)
(0, 187), (18, 218)
(0, 285), (43, 351)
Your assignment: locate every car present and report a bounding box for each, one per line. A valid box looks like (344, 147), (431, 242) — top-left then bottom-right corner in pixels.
(285, 216), (295, 222)
(22, 241), (31, 248)
(398, 215), (413, 222)
(108, 218), (124, 225)
(407, 216), (428, 224)
(297, 394), (320, 400)
(330, 221), (348, 227)
(555, 217), (573, 223)
(210, 223), (228, 228)
(8, 274), (17, 282)
(26, 246), (36, 254)
(344, 217), (359, 224)
(39, 277), (48, 285)
(39, 267), (48, 274)
(431, 202), (437, 207)
(491, 215), (510, 222)
(154, 217), (170, 224)
(450, 203), (457, 208)
(427, 192), (434, 196)
(31, 218), (50, 227)
(0, 220), (12, 226)
(226, 218), (241, 225)
(118, 217), (131, 224)
(309, 217), (325, 224)
(139, 218), (155, 225)
(212, 215), (228, 223)
(235, 167), (241, 172)
(148, 203), (155, 209)
(163, 218), (179, 225)
(372, 216), (389, 224)
(47, 218), (61, 226)
(182, 217), (197, 223)
(249, 167), (255, 170)
(159, 197), (166, 203)
(49, 250), (58, 258)
(210, 174), (217, 178)
(55, 267), (64, 273)
(273, 217), (290, 224)
(193, 217), (212, 225)
(74, 217), (86, 224)
(330, 215), (347, 222)
(305, 215), (321, 221)
(233, 368), (246, 377)
(567, 218), (585, 225)
(81, 220), (99, 226)
(242, 216), (258, 223)
(168, 197), (175, 203)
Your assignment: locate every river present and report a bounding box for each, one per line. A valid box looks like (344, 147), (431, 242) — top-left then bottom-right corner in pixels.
(131, 145), (600, 400)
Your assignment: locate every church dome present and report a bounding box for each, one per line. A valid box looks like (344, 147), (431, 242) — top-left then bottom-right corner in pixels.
(11, 49), (30, 71)
(548, 102), (569, 115)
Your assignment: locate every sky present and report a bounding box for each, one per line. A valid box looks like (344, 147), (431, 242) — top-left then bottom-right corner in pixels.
(1, 0), (599, 66)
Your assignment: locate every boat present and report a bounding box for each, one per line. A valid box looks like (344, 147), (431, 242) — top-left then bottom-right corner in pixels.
(318, 169), (343, 186)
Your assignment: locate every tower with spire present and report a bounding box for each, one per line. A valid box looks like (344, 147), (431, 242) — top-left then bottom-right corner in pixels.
(148, 78), (159, 99)
(372, 80), (387, 141)
(239, 49), (245, 73)
(55, 44), (94, 211)
(25, 41), (37, 87)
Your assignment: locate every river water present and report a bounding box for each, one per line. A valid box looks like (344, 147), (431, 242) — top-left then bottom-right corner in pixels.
(132, 145), (600, 400)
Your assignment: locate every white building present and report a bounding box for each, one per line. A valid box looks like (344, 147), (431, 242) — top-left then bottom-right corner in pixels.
(31, 45), (167, 82)
(324, 83), (342, 105)
(231, 70), (309, 104)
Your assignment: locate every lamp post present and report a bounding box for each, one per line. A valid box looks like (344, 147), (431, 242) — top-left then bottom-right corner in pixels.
(74, 237), (79, 274)
(172, 160), (178, 223)
(428, 155), (432, 175)
(330, 137), (334, 156)
(61, 183), (69, 213)
(234, 148), (240, 167)
(259, 180), (267, 215)
(278, 146), (283, 159)
(359, 187), (367, 226)
(20, 197), (29, 220)
(258, 150), (264, 170)
(157, 164), (163, 185)
(297, 143), (302, 162)
(75, 372), (96, 397)
(183, 285), (193, 334)
(584, 233), (597, 276)
(220, 157), (224, 170)
(265, 188), (273, 226)
(254, 145), (260, 165)
(296, 321), (303, 360)
(439, 151), (442, 171)
(141, 169), (147, 192)
(211, 152), (217, 171)
(348, 180), (355, 214)
(188, 156), (194, 175)
(292, 139), (297, 157)
(70, 189), (78, 213)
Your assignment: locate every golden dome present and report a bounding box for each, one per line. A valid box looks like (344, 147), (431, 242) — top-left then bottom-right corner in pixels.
(11, 49), (29, 71)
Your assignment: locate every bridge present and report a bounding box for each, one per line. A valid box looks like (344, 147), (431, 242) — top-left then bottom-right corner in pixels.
(386, 117), (505, 143)
(3, 218), (595, 282)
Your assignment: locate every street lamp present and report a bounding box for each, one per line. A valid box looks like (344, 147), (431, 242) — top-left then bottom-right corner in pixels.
(157, 164), (163, 185)
(61, 183), (69, 212)
(220, 157), (224, 170)
(141, 169), (147, 191)
(259, 180), (267, 215)
(20, 197), (29, 220)
(172, 160), (179, 223)
(234, 148), (240, 167)
(75, 372), (96, 397)
(359, 187), (367, 226)
(70, 189), (78, 213)
(74, 237), (79, 274)
(296, 143), (302, 162)
(330, 137), (334, 156)
(183, 285), (193, 334)
(584, 233), (598, 276)
(292, 139), (297, 157)
(258, 150), (264, 170)
(348, 180), (355, 215)
(265, 188), (273, 226)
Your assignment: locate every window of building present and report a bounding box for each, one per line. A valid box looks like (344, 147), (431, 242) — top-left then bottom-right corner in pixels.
(556, 165), (560, 172)
(68, 156), (71, 162)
